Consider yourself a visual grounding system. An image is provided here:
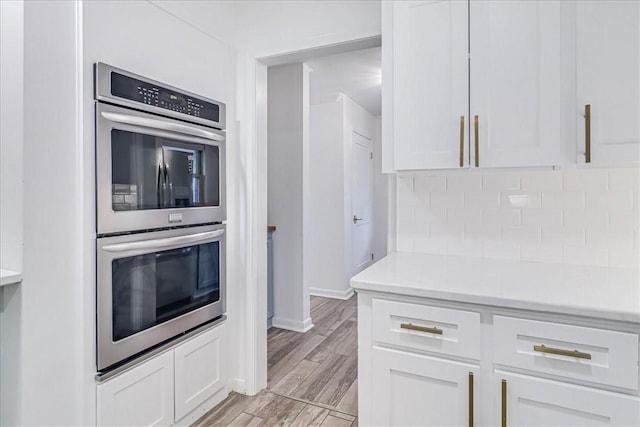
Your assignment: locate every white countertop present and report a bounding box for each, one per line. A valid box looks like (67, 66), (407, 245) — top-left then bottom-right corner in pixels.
(0, 269), (22, 287)
(350, 252), (640, 323)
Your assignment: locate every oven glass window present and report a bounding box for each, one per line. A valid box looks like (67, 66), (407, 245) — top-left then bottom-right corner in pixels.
(111, 129), (220, 211)
(111, 241), (220, 341)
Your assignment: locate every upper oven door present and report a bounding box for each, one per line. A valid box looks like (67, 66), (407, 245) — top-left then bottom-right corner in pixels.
(96, 102), (226, 234)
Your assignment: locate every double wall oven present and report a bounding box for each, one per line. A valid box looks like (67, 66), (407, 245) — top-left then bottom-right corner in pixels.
(95, 63), (226, 372)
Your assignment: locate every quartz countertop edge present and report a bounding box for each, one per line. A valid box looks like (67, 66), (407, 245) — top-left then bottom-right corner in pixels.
(0, 269), (22, 287)
(350, 252), (640, 324)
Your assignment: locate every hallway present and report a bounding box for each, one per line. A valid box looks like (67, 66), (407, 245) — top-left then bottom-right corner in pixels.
(193, 296), (358, 426)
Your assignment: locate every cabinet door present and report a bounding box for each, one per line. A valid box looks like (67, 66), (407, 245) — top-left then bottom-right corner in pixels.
(470, 1), (575, 167)
(391, 0), (469, 170)
(97, 351), (174, 426)
(372, 347), (479, 426)
(496, 371), (640, 426)
(174, 324), (225, 421)
(577, 1), (639, 165)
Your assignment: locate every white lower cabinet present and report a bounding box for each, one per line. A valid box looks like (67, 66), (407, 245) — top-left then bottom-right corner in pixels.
(372, 347), (478, 426)
(97, 323), (226, 427)
(97, 351), (174, 426)
(496, 371), (640, 426)
(358, 294), (640, 426)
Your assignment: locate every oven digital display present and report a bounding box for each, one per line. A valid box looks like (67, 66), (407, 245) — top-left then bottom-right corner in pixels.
(110, 72), (220, 123)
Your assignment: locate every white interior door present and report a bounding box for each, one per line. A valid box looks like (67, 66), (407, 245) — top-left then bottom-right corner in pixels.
(351, 131), (373, 274)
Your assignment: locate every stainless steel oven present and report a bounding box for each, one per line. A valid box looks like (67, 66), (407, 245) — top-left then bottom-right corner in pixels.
(97, 224), (226, 371)
(94, 63), (227, 372)
(95, 63), (226, 235)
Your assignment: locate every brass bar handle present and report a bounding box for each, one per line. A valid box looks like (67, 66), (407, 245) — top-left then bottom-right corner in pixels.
(400, 323), (443, 335)
(501, 379), (507, 427)
(459, 115), (465, 167)
(474, 115), (479, 167)
(468, 372), (474, 427)
(585, 104), (591, 163)
(533, 344), (592, 360)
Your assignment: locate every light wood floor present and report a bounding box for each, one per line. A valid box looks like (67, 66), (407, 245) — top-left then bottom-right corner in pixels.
(193, 296), (358, 426)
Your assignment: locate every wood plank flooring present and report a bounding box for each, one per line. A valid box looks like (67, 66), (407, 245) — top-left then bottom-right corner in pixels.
(193, 296), (358, 426)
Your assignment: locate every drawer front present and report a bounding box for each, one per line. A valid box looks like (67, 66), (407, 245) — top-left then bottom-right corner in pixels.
(372, 298), (481, 360)
(493, 316), (639, 390)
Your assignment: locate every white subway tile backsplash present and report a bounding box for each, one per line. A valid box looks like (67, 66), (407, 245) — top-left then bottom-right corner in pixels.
(541, 191), (585, 210)
(541, 224), (585, 247)
(609, 209), (640, 233)
(397, 167), (640, 269)
(520, 243), (563, 264)
(465, 223), (501, 241)
(563, 207), (608, 229)
(564, 246), (609, 267)
(521, 171), (563, 192)
(447, 173), (482, 193)
(483, 208), (520, 227)
(415, 175), (446, 195)
(521, 209), (562, 228)
(501, 192), (542, 209)
(448, 207), (482, 227)
(585, 191), (634, 210)
(464, 192), (501, 209)
(609, 168), (640, 192)
(501, 225), (541, 242)
(430, 192), (464, 208)
(609, 248), (640, 269)
(482, 173), (520, 192)
(563, 169), (608, 191)
(482, 241), (520, 261)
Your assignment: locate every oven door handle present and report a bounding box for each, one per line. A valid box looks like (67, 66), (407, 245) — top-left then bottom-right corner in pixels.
(102, 230), (225, 253)
(101, 111), (225, 142)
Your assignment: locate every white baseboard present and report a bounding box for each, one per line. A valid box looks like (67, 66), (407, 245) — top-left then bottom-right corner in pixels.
(309, 287), (355, 300)
(271, 316), (314, 333)
(229, 378), (246, 394)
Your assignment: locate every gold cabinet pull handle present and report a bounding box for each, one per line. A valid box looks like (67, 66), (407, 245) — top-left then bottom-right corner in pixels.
(585, 104), (591, 163)
(501, 379), (507, 427)
(400, 323), (443, 335)
(533, 344), (592, 360)
(474, 115), (479, 167)
(468, 372), (474, 427)
(459, 115), (465, 167)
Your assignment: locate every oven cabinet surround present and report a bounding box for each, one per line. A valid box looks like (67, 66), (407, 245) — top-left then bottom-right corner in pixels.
(383, 0), (640, 171)
(352, 252), (640, 426)
(97, 323), (226, 426)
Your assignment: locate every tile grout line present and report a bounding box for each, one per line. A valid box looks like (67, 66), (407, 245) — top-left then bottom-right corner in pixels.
(266, 388), (358, 418)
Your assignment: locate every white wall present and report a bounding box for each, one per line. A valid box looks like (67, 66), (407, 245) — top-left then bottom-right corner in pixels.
(0, 1), (24, 421)
(308, 94), (383, 298)
(309, 100), (348, 298)
(267, 63), (313, 332)
(396, 167), (639, 268)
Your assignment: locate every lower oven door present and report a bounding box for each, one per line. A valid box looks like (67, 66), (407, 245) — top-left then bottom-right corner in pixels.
(97, 224), (225, 371)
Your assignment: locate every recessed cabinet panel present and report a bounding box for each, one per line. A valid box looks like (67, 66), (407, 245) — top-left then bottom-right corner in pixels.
(392, 0), (469, 170)
(174, 324), (225, 420)
(470, 0), (575, 167)
(577, 1), (640, 165)
(97, 351), (174, 427)
(496, 371), (640, 426)
(372, 347), (478, 426)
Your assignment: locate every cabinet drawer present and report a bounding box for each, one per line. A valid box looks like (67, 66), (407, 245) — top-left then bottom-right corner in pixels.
(493, 316), (639, 390)
(372, 298), (481, 360)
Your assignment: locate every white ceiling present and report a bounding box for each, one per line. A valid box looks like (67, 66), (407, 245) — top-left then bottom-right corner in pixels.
(306, 47), (382, 116)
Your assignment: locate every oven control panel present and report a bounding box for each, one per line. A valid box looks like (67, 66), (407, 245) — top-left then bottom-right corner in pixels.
(110, 71), (220, 123)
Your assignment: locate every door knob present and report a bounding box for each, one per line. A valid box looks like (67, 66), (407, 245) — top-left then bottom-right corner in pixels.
(353, 215), (363, 224)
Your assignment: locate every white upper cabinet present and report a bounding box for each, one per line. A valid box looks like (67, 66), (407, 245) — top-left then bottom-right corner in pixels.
(389, 0), (469, 170)
(383, 0), (577, 170)
(470, 1), (575, 168)
(576, 1), (640, 165)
